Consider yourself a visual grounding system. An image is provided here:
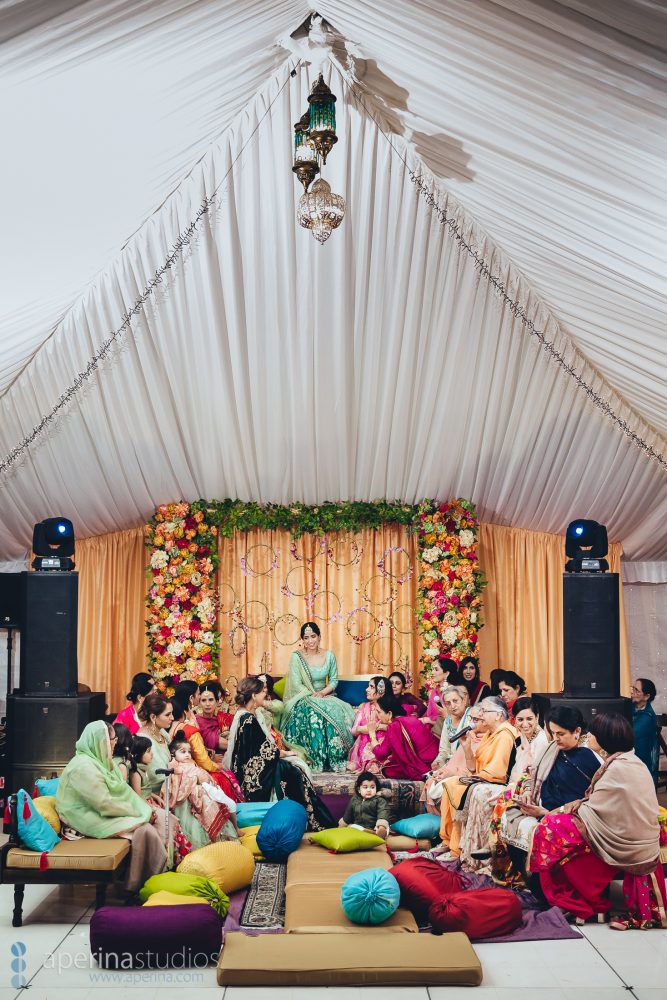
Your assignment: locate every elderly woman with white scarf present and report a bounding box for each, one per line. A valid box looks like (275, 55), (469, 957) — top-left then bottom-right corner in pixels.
(224, 676), (334, 831)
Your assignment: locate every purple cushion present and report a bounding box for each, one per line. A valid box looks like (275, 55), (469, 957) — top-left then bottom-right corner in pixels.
(90, 904), (222, 968)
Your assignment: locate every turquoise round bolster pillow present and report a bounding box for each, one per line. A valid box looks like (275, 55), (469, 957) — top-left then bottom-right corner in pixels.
(340, 867), (401, 925)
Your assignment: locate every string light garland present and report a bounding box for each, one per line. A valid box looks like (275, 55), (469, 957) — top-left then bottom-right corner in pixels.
(330, 64), (667, 475)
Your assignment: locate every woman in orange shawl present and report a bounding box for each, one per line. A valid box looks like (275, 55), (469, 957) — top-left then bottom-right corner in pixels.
(436, 696), (516, 858)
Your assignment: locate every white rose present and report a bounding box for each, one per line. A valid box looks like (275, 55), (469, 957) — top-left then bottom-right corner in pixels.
(202, 632), (214, 644)
(443, 627), (458, 645)
(150, 550), (168, 569)
(423, 646), (440, 658)
(422, 546), (441, 564)
(167, 641), (183, 657)
(470, 612), (477, 624)
(459, 529), (474, 548)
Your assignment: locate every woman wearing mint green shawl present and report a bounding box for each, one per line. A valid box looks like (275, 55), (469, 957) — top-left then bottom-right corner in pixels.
(56, 720), (166, 890)
(281, 622), (355, 771)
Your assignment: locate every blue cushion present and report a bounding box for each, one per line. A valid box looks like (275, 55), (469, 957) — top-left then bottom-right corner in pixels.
(35, 777), (60, 797)
(16, 789), (60, 852)
(391, 813), (441, 839)
(341, 868), (401, 925)
(236, 801), (277, 828)
(256, 800), (308, 862)
(335, 679), (369, 707)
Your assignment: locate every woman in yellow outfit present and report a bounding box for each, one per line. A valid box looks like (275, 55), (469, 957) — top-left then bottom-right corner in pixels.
(436, 696), (516, 858)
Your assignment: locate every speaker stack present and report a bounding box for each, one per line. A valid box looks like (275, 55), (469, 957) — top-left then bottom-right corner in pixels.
(537, 572), (631, 725)
(1, 571), (106, 792)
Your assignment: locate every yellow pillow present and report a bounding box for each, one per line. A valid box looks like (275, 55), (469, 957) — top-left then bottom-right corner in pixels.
(309, 827), (385, 853)
(177, 840), (255, 893)
(143, 890), (206, 907)
(32, 795), (61, 835)
(239, 825), (264, 859)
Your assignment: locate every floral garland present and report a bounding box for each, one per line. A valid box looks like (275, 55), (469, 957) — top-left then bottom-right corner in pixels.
(145, 501), (219, 693)
(416, 498), (486, 685)
(145, 496), (485, 692)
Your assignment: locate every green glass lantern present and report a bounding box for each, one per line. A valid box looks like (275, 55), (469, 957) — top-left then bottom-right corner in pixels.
(292, 111), (319, 192)
(307, 74), (338, 164)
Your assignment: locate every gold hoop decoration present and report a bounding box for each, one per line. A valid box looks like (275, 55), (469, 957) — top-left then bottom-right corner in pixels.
(243, 600), (270, 630)
(361, 574), (398, 607)
(290, 536), (328, 564)
(229, 624), (248, 657)
(328, 534), (362, 567)
(273, 613), (302, 646)
(283, 565), (318, 598)
(218, 582), (237, 614)
(370, 634), (406, 670)
(241, 544), (278, 577)
(377, 546), (413, 585)
(391, 602), (417, 635)
(345, 608), (378, 643)
(310, 589), (343, 622)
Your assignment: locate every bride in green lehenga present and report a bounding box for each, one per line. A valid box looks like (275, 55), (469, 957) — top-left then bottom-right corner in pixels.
(281, 622), (355, 772)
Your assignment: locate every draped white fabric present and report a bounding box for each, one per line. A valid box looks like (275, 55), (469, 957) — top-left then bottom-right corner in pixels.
(624, 583), (667, 713)
(0, 1), (665, 563)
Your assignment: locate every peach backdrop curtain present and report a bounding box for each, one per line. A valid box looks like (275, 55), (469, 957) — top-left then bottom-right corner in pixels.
(477, 523), (630, 696)
(216, 527), (420, 689)
(76, 526), (148, 712)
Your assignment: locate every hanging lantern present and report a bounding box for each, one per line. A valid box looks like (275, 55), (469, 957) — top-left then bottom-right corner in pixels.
(307, 74), (338, 164)
(292, 112), (319, 192)
(297, 178), (345, 244)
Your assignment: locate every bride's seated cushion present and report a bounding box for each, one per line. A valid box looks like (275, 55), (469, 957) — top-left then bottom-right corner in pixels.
(256, 800), (308, 862)
(309, 827), (385, 853)
(177, 840), (255, 893)
(341, 867), (401, 925)
(390, 858), (465, 920)
(429, 887), (522, 939)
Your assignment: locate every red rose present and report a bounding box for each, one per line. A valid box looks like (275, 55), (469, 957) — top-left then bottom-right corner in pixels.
(160, 626), (171, 637)
(446, 519), (456, 531)
(184, 517), (197, 531)
(202, 653), (211, 662)
(154, 643), (166, 655)
(450, 595), (460, 606)
(198, 546), (211, 557)
(172, 674), (181, 684)
(176, 538), (189, 549)
(448, 570), (456, 581)
(470, 633), (478, 642)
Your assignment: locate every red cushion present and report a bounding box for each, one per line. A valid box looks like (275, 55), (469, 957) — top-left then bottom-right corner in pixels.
(390, 858), (465, 920)
(429, 888), (522, 940)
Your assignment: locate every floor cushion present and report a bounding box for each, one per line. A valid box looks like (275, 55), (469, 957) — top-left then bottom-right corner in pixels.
(285, 881), (418, 934)
(139, 872), (230, 917)
(286, 840), (391, 890)
(429, 887), (523, 940)
(341, 868), (401, 925)
(217, 931), (483, 986)
(31, 795), (62, 835)
(143, 891), (208, 907)
(391, 857), (465, 920)
(391, 813), (441, 839)
(239, 825), (263, 858)
(386, 834), (432, 852)
(256, 799), (308, 862)
(177, 840), (255, 892)
(309, 827), (385, 853)
(236, 801), (276, 828)
(91, 903), (222, 968)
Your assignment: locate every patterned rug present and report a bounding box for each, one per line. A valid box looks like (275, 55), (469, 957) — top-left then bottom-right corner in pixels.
(239, 861), (287, 929)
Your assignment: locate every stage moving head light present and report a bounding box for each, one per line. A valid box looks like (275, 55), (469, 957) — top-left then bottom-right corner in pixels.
(32, 517), (75, 571)
(565, 519), (608, 573)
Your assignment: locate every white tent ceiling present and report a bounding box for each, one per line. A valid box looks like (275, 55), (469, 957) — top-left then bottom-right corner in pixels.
(0, 0), (665, 564)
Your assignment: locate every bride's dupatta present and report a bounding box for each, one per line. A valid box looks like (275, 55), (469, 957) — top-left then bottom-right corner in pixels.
(282, 651), (352, 748)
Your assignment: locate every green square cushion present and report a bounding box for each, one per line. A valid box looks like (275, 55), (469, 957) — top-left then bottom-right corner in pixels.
(391, 814), (441, 839)
(139, 872), (230, 917)
(17, 789), (60, 852)
(309, 827), (385, 853)
(273, 676), (287, 699)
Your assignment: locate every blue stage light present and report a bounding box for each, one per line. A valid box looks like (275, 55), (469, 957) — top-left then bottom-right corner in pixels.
(575, 525), (584, 536)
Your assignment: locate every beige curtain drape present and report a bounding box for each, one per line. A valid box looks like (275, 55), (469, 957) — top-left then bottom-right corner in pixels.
(216, 527), (421, 689)
(477, 523), (630, 696)
(76, 526), (148, 712)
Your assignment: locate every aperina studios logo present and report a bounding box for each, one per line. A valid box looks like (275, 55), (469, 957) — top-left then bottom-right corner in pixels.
(10, 940), (27, 988)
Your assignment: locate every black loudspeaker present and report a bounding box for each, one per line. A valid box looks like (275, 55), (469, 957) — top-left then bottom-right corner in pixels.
(19, 571), (78, 697)
(535, 694), (632, 727)
(0, 572), (21, 627)
(7, 692), (106, 793)
(563, 573), (620, 699)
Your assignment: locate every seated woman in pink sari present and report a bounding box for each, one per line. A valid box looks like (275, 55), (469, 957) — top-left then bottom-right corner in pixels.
(347, 676), (387, 773)
(529, 712), (666, 928)
(113, 674), (155, 736)
(368, 694), (440, 780)
(422, 658), (460, 736)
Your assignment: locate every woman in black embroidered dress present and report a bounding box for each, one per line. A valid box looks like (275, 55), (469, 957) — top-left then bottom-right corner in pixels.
(225, 676), (333, 831)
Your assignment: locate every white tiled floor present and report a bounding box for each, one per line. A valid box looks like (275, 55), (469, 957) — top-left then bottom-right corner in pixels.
(1, 882), (666, 998)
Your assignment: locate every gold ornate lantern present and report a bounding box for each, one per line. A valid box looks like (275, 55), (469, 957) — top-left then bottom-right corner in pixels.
(297, 178), (346, 244)
(292, 112), (319, 192)
(307, 74), (338, 164)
